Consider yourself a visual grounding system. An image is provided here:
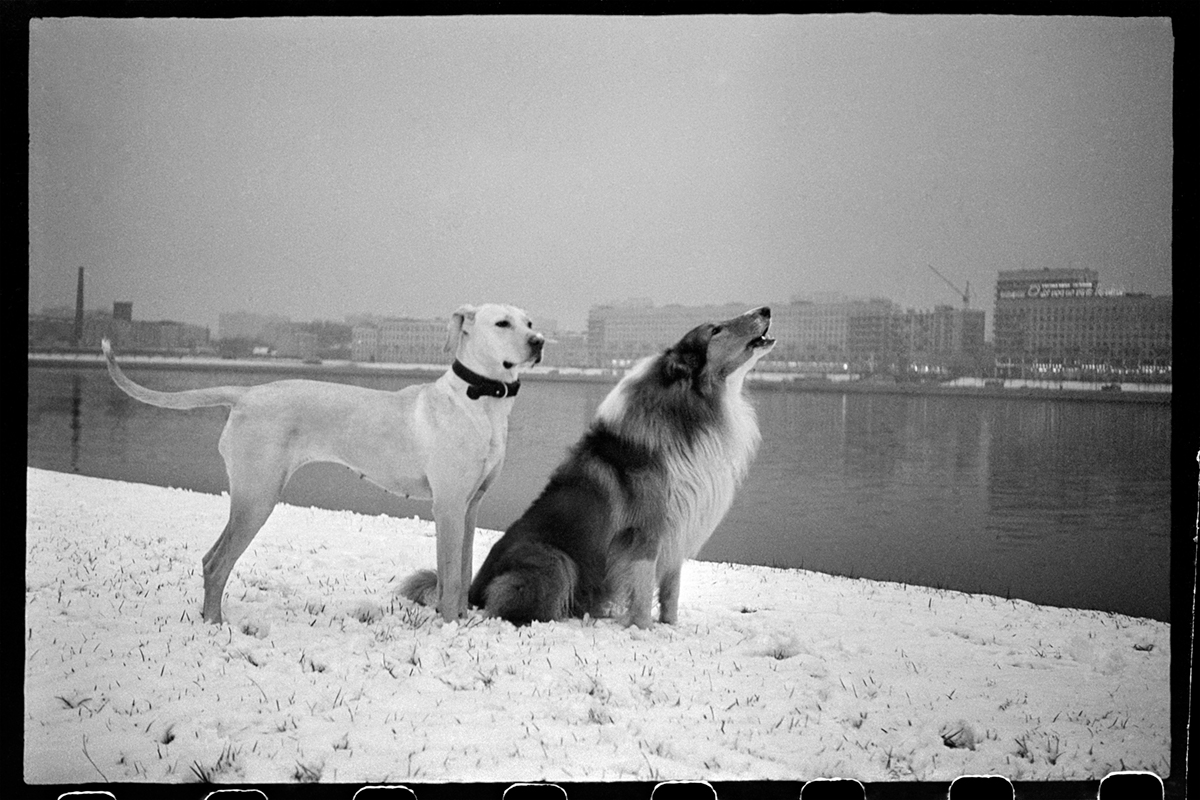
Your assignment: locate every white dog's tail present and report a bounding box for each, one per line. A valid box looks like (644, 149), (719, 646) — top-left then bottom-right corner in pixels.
(102, 339), (248, 410)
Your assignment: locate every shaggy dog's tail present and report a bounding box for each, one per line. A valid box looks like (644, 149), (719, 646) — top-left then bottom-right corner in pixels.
(471, 542), (580, 626)
(398, 569), (440, 608)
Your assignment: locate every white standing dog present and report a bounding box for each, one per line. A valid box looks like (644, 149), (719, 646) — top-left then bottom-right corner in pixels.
(102, 304), (544, 624)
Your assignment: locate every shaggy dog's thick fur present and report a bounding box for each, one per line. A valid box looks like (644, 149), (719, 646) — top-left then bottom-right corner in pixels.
(462, 306), (775, 627)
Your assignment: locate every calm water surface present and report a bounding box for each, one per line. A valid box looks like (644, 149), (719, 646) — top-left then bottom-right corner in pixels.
(27, 365), (1172, 621)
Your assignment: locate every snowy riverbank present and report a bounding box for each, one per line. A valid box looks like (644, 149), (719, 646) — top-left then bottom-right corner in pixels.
(24, 467), (1170, 787)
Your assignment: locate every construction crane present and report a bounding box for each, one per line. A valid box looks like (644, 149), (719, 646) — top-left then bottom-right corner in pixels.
(927, 264), (971, 308)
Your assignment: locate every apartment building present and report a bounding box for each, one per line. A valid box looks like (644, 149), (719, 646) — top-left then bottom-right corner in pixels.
(993, 268), (1171, 374)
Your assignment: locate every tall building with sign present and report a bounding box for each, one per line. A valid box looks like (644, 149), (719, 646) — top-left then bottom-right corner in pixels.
(993, 268), (1171, 378)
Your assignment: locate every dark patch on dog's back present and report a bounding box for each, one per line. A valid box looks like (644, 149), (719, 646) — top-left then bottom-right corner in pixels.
(581, 425), (656, 471)
(577, 423), (662, 498)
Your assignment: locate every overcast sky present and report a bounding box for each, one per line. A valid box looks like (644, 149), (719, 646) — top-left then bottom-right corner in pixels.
(28, 15), (1173, 334)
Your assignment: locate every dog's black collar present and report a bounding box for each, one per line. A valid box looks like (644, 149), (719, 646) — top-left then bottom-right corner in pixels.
(452, 360), (521, 400)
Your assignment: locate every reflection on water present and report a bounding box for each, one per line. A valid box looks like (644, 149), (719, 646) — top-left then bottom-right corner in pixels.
(26, 365), (1171, 621)
(710, 389), (1171, 622)
(69, 374), (82, 472)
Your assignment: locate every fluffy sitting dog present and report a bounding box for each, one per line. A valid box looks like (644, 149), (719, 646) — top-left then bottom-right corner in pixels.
(463, 306), (774, 627)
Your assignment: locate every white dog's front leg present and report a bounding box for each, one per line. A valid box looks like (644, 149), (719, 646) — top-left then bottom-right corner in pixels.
(460, 505), (479, 617)
(460, 473), (496, 616)
(432, 499), (468, 622)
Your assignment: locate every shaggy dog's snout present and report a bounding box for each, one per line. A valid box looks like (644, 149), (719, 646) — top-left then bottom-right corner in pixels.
(749, 307), (773, 348)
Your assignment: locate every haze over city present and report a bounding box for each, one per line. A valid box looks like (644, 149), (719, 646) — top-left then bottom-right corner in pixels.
(29, 15), (1173, 335)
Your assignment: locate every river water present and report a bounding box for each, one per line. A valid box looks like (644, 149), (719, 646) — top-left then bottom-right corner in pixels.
(26, 364), (1172, 621)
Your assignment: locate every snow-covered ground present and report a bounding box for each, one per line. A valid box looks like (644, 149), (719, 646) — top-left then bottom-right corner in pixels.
(24, 467), (1170, 785)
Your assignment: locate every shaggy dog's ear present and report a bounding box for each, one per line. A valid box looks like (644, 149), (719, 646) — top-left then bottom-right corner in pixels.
(445, 305), (478, 353)
(661, 324), (712, 383)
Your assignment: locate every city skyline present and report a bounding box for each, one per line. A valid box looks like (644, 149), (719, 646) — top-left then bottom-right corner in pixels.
(29, 16), (1173, 334)
(36, 268), (1167, 338)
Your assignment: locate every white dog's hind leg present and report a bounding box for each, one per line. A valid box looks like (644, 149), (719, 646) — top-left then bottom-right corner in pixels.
(201, 496), (277, 623)
(201, 453), (286, 623)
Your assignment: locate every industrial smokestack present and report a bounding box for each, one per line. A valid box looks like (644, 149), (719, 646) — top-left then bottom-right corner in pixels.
(73, 267), (84, 347)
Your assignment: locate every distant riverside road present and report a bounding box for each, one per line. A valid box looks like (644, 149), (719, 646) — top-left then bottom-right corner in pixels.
(26, 351), (1171, 404)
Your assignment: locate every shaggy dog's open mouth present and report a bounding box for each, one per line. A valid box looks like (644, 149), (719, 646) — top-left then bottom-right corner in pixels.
(749, 321), (775, 350)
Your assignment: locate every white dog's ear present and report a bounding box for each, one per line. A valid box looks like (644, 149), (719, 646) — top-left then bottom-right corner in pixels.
(445, 305), (478, 353)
